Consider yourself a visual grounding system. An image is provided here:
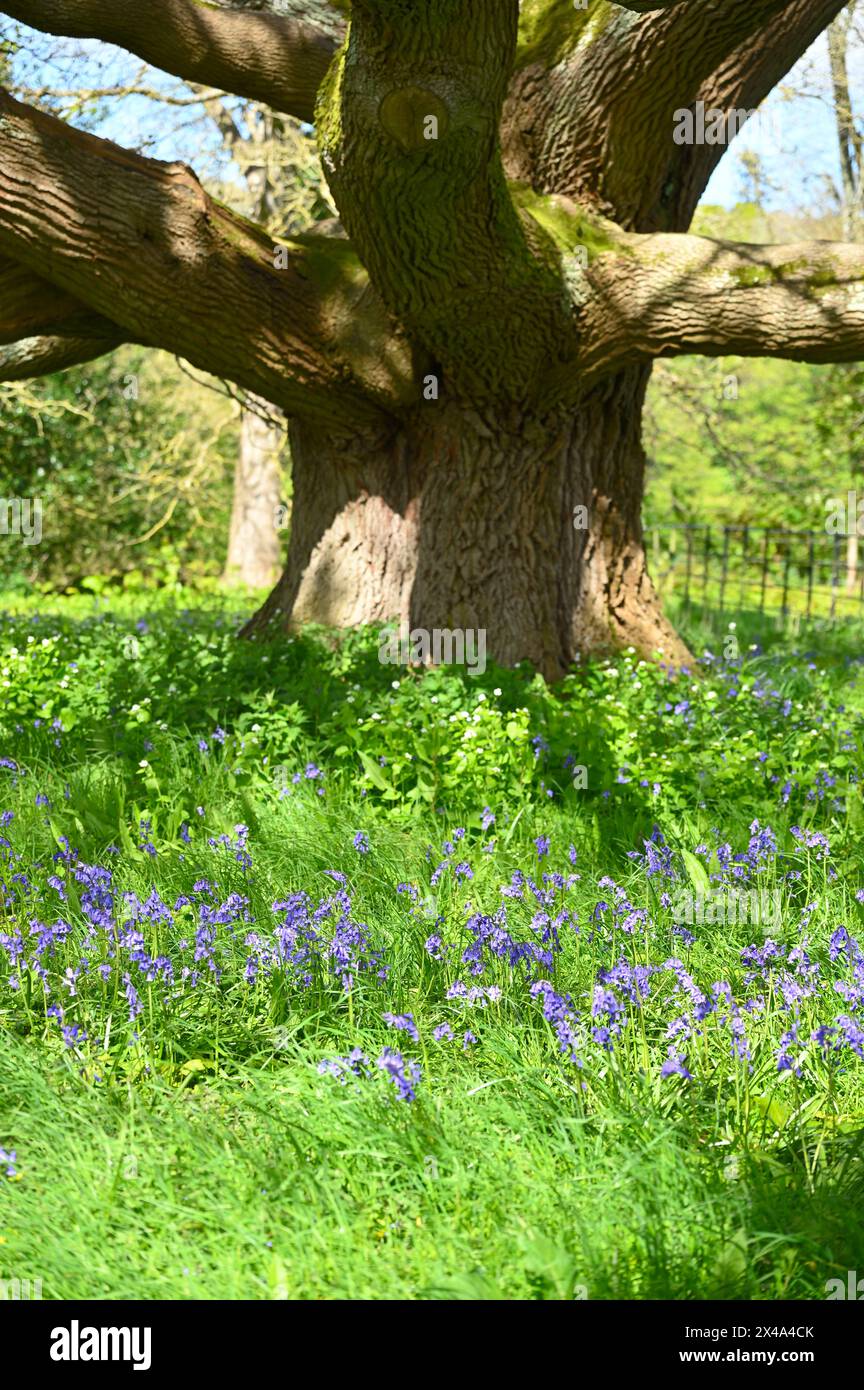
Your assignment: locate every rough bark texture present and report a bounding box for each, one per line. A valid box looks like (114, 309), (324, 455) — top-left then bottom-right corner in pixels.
(243, 374), (688, 678)
(0, 89), (416, 429)
(0, 256), (118, 343)
(408, 376), (689, 675)
(579, 232), (864, 380)
(243, 415), (422, 635)
(317, 0), (579, 402)
(505, 0), (846, 231)
(3, 0), (864, 674)
(223, 398), (286, 589)
(0, 331), (124, 378)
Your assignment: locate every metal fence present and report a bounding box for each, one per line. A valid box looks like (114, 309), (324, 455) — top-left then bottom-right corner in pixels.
(647, 523), (864, 625)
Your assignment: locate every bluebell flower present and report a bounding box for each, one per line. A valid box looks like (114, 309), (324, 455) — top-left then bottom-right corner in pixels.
(383, 1011), (420, 1042)
(318, 1048), (369, 1084)
(661, 1050), (692, 1080)
(777, 1024), (801, 1074)
(376, 1048), (421, 1100)
(530, 980), (582, 1064)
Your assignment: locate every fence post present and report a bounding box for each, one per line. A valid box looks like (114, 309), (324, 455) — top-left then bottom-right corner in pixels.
(780, 540), (791, 627)
(683, 526), (693, 607)
(759, 530), (768, 615)
(740, 526), (749, 608)
(719, 526), (731, 614)
(830, 532), (841, 623)
(701, 526), (711, 610)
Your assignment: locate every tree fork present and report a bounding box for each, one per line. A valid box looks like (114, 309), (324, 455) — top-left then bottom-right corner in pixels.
(316, 0), (581, 403)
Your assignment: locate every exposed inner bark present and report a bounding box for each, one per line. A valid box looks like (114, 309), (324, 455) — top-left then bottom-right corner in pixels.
(242, 373), (689, 677)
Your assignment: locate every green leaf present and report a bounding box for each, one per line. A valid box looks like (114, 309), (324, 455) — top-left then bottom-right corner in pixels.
(681, 847), (711, 895)
(358, 752), (390, 791)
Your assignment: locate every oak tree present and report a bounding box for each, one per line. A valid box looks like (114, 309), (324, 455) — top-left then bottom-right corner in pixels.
(2, 0), (864, 674)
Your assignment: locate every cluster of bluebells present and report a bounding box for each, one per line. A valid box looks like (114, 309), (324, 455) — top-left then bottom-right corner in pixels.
(530, 980), (582, 1064)
(247, 882), (387, 992)
(0, 801), (862, 1096)
(0, 819), (390, 1048)
(318, 1046), (421, 1102)
(411, 822), (864, 1084)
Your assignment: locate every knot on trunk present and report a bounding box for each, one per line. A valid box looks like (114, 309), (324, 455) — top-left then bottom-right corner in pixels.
(379, 86), (449, 151)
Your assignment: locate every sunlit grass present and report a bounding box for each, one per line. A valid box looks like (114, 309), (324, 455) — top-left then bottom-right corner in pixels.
(1, 589), (863, 1299)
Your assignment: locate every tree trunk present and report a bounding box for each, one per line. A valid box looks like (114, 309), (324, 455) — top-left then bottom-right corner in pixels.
(242, 369), (689, 677)
(223, 397), (285, 589)
(846, 529), (859, 596)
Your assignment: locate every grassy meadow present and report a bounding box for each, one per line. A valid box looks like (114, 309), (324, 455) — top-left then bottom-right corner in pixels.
(1, 590), (863, 1300)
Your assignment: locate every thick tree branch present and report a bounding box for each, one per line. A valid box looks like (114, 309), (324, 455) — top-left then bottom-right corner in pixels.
(0, 89), (417, 427)
(318, 0), (580, 402)
(579, 233), (864, 382)
(659, 0), (850, 229)
(0, 330), (123, 379)
(505, 0), (846, 232)
(0, 0), (345, 123)
(0, 254), (121, 343)
(0, 251), (126, 379)
(611, 1), (712, 8)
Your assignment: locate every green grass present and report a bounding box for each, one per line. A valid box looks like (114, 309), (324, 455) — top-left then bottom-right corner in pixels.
(1, 588), (864, 1300)
(8, 1026), (864, 1301)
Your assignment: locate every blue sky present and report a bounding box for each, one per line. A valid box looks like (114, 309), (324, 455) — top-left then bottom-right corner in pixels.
(4, 15), (863, 216)
(701, 35), (858, 212)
